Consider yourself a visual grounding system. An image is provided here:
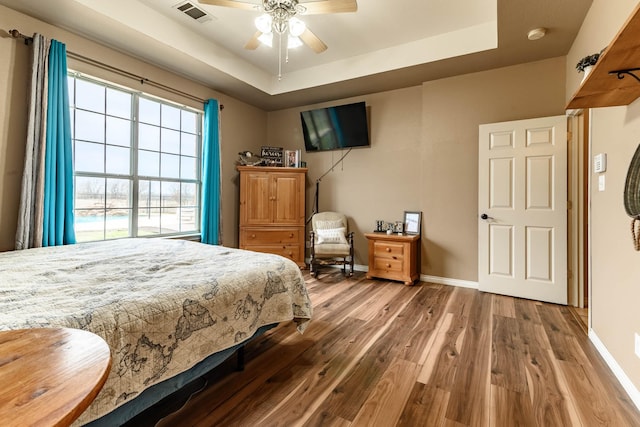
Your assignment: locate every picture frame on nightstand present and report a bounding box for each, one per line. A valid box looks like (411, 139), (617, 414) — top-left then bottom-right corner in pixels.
(404, 211), (421, 235)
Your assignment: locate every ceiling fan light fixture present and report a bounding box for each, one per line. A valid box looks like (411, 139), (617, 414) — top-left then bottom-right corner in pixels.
(258, 32), (273, 47)
(289, 17), (306, 37)
(255, 14), (273, 33)
(287, 35), (303, 48)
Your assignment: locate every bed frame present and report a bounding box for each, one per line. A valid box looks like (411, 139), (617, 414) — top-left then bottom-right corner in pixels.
(86, 323), (277, 426)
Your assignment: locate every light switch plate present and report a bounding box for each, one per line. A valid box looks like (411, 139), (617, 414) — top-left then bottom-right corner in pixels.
(594, 153), (607, 173)
(598, 175), (605, 191)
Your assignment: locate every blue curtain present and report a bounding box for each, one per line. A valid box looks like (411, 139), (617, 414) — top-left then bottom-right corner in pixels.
(201, 99), (221, 245)
(42, 40), (76, 246)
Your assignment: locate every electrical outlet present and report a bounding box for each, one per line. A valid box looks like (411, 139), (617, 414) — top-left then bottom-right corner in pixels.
(635, 333), (640, 359)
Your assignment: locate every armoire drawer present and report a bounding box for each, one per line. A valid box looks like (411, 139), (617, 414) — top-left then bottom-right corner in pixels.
(241, 229), (300, 245)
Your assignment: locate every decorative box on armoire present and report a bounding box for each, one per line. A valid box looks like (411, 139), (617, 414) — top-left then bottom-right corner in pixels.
(238, 166), (307, 267)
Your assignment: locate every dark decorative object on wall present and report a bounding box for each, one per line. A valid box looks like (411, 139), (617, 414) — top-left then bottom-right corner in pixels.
(623, 143), (640, 251)
(576, 52), (601, 72)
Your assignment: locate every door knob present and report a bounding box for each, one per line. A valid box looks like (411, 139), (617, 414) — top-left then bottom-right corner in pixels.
(480, 213), (493, 220)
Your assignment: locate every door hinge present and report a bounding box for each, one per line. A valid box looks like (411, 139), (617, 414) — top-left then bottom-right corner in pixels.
(567, 200), (572, 210)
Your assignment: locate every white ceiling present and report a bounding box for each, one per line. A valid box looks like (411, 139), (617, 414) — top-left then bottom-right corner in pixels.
(0, 0), (592, 110)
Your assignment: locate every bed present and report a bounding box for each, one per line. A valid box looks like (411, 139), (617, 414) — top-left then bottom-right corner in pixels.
(0, 238), (312, 425)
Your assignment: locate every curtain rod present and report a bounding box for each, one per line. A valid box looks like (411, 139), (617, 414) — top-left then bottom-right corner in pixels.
(8, 29), (223, 110)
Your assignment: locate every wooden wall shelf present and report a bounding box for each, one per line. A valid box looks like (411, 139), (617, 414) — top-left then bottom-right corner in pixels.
(567, 3), (640, 110)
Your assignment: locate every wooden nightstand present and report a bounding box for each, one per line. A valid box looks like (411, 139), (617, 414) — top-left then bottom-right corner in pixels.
(364, 232), (421, 285)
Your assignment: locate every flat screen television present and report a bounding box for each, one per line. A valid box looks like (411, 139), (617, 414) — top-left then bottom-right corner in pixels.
(300, 101), (369, 152)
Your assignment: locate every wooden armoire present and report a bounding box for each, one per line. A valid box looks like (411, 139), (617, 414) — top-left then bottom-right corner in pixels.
(237, 166), (307, 267)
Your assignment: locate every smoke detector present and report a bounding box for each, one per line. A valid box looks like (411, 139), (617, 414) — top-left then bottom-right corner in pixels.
(527, 27), (547, 41)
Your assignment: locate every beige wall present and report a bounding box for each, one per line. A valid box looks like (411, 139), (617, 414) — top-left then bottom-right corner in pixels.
(0, 5), (267, 251)
(567, 0), (640, 394)
(267, 57), (566, 281)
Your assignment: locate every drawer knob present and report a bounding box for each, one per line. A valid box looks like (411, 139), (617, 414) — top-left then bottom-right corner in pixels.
(289, 233), (294, 238)
(386, 263), (391, 268)
(386, 247), (391, 252)
(251, 234), (256, 238)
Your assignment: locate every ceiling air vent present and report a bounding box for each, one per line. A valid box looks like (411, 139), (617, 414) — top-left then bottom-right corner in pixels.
(174, 1), (213, 23)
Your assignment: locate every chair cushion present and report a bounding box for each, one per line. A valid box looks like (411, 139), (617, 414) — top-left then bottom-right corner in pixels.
(316, 227), (347, 244)
(314, 242), (351, 256)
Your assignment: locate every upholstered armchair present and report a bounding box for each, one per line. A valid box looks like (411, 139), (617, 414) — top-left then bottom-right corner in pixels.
(309, 211), (354, 277)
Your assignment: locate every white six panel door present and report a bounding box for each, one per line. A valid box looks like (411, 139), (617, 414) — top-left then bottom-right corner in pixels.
(478, 116), (567, 304)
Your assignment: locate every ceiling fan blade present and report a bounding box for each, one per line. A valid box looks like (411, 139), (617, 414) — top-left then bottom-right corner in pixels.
(299, 28), (327, 53)
(244, 31), (262, 50)
(301, 0), (357, 15)
(197, 0), (258, 11)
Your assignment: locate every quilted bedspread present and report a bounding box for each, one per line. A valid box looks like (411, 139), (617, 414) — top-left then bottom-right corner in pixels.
(0, 238), (312, 425)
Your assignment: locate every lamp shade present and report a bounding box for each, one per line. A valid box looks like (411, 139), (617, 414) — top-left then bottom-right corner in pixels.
(289, 17), (306, 37)
(255, 14), (272, 33)
(288, 35), (303, 48)
(258, 32), (273, 47)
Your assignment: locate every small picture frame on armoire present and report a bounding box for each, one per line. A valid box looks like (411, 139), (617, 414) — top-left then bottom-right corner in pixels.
(285, 149), (299, 167)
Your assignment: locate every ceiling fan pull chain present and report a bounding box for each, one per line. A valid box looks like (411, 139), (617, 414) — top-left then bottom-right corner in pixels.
(278, 32), (283, 80)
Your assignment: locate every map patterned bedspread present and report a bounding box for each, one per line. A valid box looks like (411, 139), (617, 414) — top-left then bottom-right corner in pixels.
(0, 238), (312, 425)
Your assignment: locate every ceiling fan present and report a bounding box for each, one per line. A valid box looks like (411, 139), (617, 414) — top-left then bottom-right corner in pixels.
(198, 0), (358, 54)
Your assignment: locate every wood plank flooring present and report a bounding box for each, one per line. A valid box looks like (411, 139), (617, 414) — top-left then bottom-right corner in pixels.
(143, 271), (640, 426)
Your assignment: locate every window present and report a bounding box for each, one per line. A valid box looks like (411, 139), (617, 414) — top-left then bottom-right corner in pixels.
(68, 74), (202, 242)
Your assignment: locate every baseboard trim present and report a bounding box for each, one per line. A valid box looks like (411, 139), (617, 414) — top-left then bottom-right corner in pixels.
(420, 274), (479, 289)
(589, 329), (640, 411)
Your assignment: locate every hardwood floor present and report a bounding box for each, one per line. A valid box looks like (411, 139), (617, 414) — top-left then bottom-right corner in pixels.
(149, 271), (639, 426)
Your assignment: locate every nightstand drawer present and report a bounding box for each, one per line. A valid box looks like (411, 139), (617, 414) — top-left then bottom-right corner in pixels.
(373, 241), (404, 258)
(373, 257), (403, 273)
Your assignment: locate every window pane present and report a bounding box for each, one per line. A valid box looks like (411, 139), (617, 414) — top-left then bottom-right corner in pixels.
(139, 98), (160, 125)
(160, 207), (179, 234)
(161, 153), (180, 179)
(75, 176), (105, 209)
(181, 133), (197, 157)
(180, 207), (197, 232)
(69, 109), (75, 139)
(75, 209), (105, 242)
(161, 182), (180, 208)
(105, 209), (131, 239)
(139, 124), (160, 151)
(181, 156), (197, 180)
(106, 178), (131, 209)
(68, 76), (75, 108)
(161, 104), (181, 130)
(161, 128), (180, 154)
(76, 79), (105, 113)
(139, 150), (160, 177)
(106, 88), (131, 119)
(75, 110), (105, 143)
(138, 208), (160, 236)
(106, 145), (130, 175)
(75, 141), (104, 173)
(139, 180), (161, 209)
(181, 183), (197, 206)
(106, 117), (131, 147)
(181, 110), (197, 133)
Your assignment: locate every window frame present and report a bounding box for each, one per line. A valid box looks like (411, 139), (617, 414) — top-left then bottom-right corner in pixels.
(68, 72), (203, 242)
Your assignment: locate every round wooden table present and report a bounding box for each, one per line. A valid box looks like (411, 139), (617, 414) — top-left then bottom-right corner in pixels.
(0, 328), (111, 426)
